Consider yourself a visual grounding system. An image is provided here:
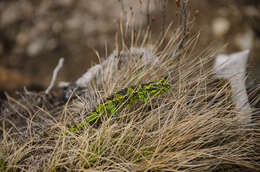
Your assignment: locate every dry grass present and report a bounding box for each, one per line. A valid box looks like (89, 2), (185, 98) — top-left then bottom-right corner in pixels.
(0, 26), (259, 172)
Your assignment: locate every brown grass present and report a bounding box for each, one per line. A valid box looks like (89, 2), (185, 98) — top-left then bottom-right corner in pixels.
(0, 26), (259, 172)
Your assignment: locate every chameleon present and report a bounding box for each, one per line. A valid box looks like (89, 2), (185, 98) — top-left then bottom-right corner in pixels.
(68, 77), (170, 132)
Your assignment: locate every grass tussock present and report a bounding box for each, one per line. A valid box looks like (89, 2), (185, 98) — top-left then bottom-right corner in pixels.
(0, 27), (259, 172)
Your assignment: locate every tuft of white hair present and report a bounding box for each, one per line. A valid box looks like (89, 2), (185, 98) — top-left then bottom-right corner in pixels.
(75, 47), (156, 87)
(213, 49), (252, 124)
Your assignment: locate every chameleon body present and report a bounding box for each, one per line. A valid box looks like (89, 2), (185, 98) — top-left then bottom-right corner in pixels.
(69, 77), (170, 132)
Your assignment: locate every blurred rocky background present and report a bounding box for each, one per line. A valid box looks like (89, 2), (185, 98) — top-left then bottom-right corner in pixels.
(0, 0), (259, 97)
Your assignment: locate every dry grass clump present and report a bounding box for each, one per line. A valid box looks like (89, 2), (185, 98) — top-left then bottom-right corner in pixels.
(0, 28), (259, 171)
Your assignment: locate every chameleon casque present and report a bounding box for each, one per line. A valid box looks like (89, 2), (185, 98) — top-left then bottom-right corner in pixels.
(68, 77), (170, 132)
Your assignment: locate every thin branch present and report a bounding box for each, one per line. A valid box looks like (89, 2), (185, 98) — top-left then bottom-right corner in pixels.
(146, 0), (151, 28)
(178, 0), (189, 49)
(181, 0), (188, 35)
(161, 0), (168, 36)
(118, 0), (126, 18)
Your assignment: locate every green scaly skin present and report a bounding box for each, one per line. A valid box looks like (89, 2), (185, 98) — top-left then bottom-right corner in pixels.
(68, 77), (170, 132)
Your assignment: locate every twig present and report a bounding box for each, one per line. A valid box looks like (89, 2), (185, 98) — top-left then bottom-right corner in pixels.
(146, 0), (151, 28)
(118, 0), (126, 18)
(178, 0), (189, 49)
(45, 58), (64, 94)
(181, 0), (188, 35)
(161, 0), (168, 36)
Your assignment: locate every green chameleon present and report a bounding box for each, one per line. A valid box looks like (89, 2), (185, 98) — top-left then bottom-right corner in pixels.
(68, 77), (170, 132)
